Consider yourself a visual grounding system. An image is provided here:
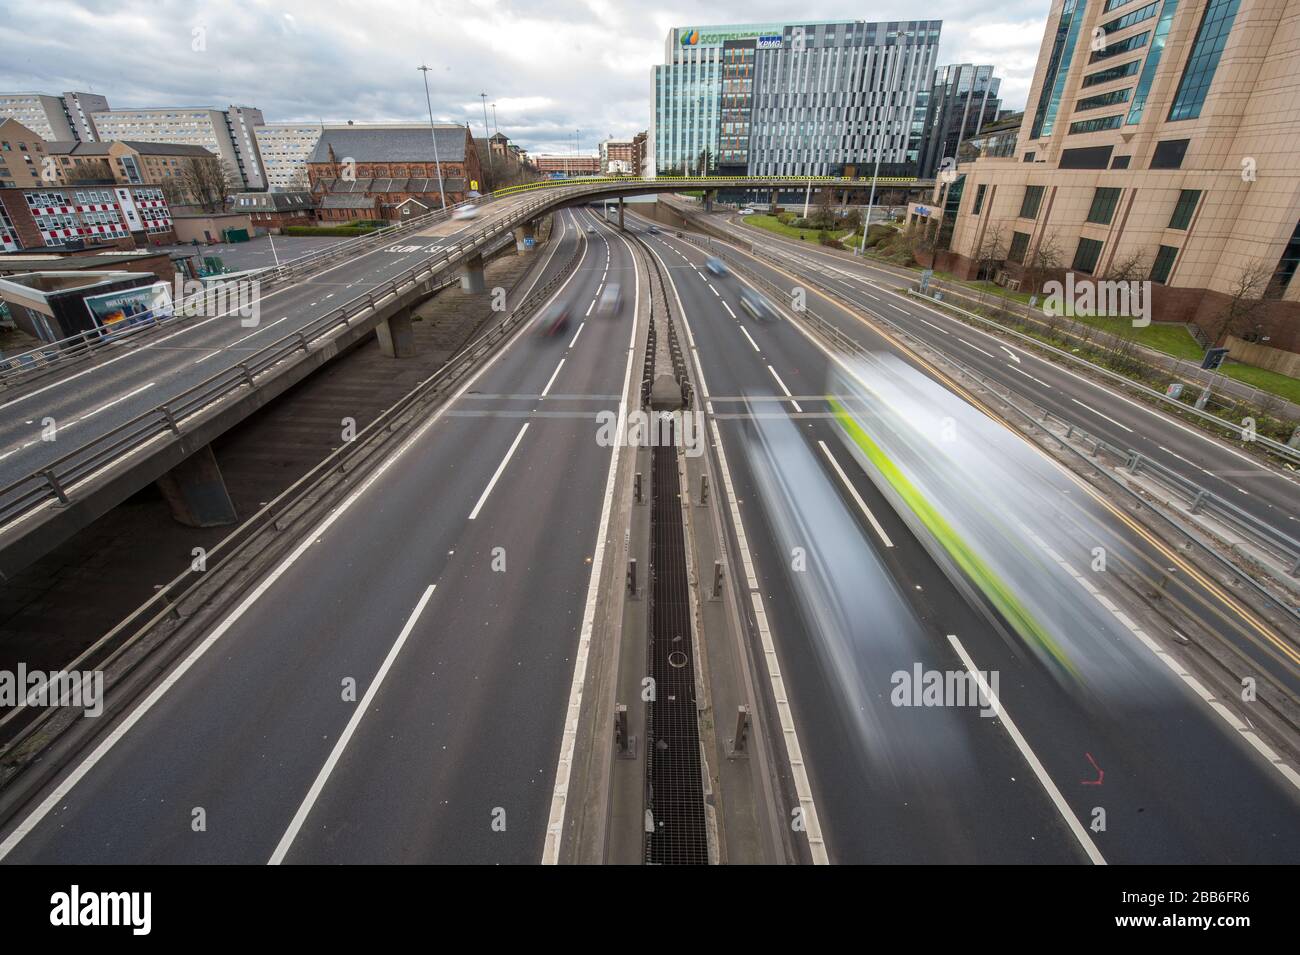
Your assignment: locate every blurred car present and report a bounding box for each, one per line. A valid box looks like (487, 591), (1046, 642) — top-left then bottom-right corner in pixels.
(452, 204), (479, 220)
(647, 226), (660, 235)
(598, 283), (623, 315)
(586, 225), (596, 234)
(737, 209), (755, 216)
(537, 301), (571, 336)
(739, 287), (778, 321)
(705, 257), (728, 276)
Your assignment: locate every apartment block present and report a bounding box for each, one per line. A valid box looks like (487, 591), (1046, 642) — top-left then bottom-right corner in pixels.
(0, 120), (52, 187)
(937, 0), (1300, 350)
(0, 92), (109, 142)
(254, 123), (324, 190)
(45, 140), (218, 190)
(90, 105), (267, 190)
(0, 184), (174, 253)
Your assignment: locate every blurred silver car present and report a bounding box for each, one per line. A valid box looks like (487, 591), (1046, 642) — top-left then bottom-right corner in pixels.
(739, 287), (777, 321)
(598, 283), (623, 315)
(452, 204), (479, 220)
(706, 257), (728, 276)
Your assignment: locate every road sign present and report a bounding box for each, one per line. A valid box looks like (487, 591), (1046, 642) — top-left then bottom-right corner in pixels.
(1201, 347), (1229, 371)
(523, 237), (536, 250)
(919, 269), (934, 293)
(470, 179), (478, 191)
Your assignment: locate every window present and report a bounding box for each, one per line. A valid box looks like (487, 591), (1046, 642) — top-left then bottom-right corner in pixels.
(1083, 59), (1142, 87)
(1265, 220), (1300, 298)
(1111, 155), (1131, 169)
(1125, 0), (1181, 125)
(1073, 237), (1104, 273)
(972, 183), (987, 215)
(1099, 1), (1160, 34)
(1169, 0), (1241, 121)
(1090, 31), (1149, 62)
(1150, 244), (1178, 283)
(1168, 189), (1200, 229)
(1069, 114), (1125, 134)
(1023, 151), (1036, 162)
(1150, 138), (1189, 169)
(1008, 231), (1031, 264)
(1029, 0), (1086, 139)
(1077, 87), (1133, 110)
(1087, 187), (1122, 224)
(1019, 185), (1045, 219)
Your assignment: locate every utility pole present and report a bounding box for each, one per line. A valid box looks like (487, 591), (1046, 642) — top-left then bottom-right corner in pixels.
(479, 92), (492, 192)
(858, 122), (883, 254)
(417, 65), (448, 211)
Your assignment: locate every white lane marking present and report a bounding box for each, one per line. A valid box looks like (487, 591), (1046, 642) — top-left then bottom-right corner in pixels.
(1024, 526), (1300, 793)
(1000, 345), (1021, 364)
(946, 634), (1107, 865)
(585, 299), (596, 317)
(1008, 364), (1052, 389)
(1070, 397), (1134, 433)
(569, 322), (586, 349)
(468, 423), (530, 520)
(77, 382), (155, 421)
(268, 583), (437, 864)
(766, 364), (804, 414)
(957, 337), (998, 360)
(540, 359), (566, 398)
(721, 301), (736, 319)
(817, 441), (893, 547)
(543, 218), (642, 863)
(0, 210), (590, 862)
(1158, 445), (1213, 477)
(740, 326), (761, 353)
(709, 284), (721, 297)
(919, 318), (949, 334)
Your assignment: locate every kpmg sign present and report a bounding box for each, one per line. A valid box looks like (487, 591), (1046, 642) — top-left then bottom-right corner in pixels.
(757, 34), (783, 48)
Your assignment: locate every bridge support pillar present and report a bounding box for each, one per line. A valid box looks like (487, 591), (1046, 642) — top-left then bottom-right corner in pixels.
(618, 196), (625, 231)
(459, 252), (485, 293)
(156, 443), (237, 528)
(513, 221), (536, 253)
(770, 189), (779, 211)
(376, 306), (416, 358)
(703, 189), (716, 212)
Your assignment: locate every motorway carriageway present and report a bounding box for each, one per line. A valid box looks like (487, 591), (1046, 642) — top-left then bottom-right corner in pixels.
(0, 193), (544, 506)
(713, 213), (1300, 538)
(631, 211), (1299, 863)
(0, 208), (640, 863)
(681, 218), (1300, 703)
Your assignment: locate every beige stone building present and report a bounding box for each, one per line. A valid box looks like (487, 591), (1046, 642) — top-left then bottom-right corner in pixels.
(935, 0), (1300, 351)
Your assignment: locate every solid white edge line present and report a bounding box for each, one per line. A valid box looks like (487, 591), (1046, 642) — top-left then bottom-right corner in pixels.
(817, 441), (894, 547)
(268, 583), (437, 864)
(946, 634), (1107, 865)
(541, 211), (641, 863)
(637, 229), (829, 864)
(0, 210), (587, 862)
(467, 423), (530, 520)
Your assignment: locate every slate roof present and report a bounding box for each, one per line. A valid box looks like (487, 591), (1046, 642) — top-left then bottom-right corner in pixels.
(307, 126), (472, 164)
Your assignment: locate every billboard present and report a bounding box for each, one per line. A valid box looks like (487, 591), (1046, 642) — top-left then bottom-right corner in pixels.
(84, 282), (172, 336)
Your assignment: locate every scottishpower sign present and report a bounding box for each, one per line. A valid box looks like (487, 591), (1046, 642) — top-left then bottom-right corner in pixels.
(678, 27), (784, 47)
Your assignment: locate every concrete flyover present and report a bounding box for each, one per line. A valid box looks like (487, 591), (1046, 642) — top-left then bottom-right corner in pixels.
(0, 175), (922, 582)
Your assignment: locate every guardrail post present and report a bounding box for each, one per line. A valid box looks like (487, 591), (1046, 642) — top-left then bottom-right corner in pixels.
(633, 471), (643, 504)
(1189, 490), (1208, 514)
(711, 560), (724, 600)
(627, 558), (638, 596)
(238, 363), (255, 386)
(161, 406), (181, 434)
(43, 469), (70, 505)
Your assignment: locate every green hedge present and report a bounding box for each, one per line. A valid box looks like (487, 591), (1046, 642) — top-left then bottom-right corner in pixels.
(282, 225), (380, 237)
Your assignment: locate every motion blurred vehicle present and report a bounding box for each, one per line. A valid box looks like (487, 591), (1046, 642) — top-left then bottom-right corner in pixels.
(537, 301), (571, 336)
(647, 226), (660, 235)
(452, 204), (479, 221)
(597, 282), (623, 315)
(586, 225), (596, 234)
(738, 287), (778, 321)
(705, 257), (728, 276)
(737, 208), (755, 216)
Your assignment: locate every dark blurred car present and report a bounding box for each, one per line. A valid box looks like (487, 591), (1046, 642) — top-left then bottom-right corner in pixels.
(705, 257), (728, 276)
(538, 301), (572, 336)
(738, 287), (778, 321)
(647, 226), (660, 235)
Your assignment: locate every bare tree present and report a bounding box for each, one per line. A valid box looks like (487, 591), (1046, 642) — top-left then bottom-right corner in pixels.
(1102, 248), (1149, 283)
(1209, 260), (1272, 346)
(177, 155), (236, 213)
(1021, 231), (1064, 297)
(973, 223), (1007, 283)
(65, 159), (115, 184)
(906, 219), (938, 268)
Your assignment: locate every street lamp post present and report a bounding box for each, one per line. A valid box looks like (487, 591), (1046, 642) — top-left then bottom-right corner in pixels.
(858, 124), (884, 255)
(417, 65), (448, 211)
(479, 92), (492, 192)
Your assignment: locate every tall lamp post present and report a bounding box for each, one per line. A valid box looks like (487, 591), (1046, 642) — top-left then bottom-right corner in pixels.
(479, 92), (492, 192)
(858, 122), (884, 255)
(417, 65), (448, 211)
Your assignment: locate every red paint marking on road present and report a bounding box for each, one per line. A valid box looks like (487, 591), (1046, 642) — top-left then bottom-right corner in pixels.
(1082, 752), (1104, 786)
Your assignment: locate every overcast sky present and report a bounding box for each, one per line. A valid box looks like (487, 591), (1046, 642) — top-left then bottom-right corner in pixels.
(0, 0), (1050, 155)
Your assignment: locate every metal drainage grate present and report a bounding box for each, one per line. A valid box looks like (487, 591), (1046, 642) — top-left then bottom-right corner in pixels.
(644, 438), (709, 864)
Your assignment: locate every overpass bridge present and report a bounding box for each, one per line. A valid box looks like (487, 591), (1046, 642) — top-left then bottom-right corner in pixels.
(0, 174), (925, 580)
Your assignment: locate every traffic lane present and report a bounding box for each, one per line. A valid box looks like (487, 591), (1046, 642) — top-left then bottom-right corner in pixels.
(684, 233), (1300, 694)
(0, 217), (605, 863)
(731, 233), (1300, 527)
(660, 230), (1300, 862)
(0, 209), (583, 497)
(650, 234), (1084, 862)
(276, 215), (639, 862)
